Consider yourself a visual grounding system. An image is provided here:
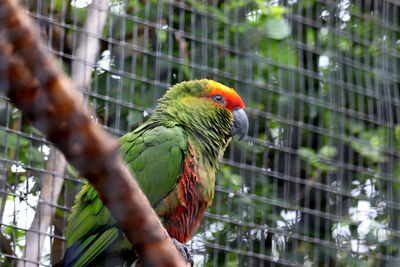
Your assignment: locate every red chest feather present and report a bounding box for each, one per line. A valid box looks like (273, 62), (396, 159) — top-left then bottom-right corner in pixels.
(161, 152), (211, 243)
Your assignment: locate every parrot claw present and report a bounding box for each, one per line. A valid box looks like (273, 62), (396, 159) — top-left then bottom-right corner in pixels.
(172, 238), (194, 266)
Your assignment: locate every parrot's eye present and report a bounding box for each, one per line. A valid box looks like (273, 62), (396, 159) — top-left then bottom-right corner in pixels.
(212, 94), (226, 105)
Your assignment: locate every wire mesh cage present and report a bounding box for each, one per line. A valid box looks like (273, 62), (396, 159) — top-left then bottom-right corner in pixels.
(0, 0), (400, 266)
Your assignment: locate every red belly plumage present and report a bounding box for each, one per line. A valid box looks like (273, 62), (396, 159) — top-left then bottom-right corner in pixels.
(162, 151), (212, 243)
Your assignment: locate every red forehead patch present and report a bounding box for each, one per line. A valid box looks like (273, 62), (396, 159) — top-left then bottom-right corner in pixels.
(206, 80), (245, 111)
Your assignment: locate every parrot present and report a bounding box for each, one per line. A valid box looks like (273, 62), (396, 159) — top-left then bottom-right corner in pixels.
(60, 79), (248, 266)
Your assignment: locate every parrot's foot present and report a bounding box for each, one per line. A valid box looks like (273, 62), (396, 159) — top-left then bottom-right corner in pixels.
(172, 238), (194, 266)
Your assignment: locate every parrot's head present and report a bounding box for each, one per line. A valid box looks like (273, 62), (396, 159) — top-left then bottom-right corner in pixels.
(156, 79), (248, 144)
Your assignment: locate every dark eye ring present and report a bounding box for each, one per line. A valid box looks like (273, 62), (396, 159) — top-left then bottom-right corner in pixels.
(212, 94), (225, 105)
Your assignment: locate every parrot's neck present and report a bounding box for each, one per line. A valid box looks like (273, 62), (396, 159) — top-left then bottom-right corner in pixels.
(188, 135), (226, 170)
(153, 99), (233, 169)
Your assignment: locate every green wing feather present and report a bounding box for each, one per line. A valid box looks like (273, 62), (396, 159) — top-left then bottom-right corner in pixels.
(120, 123), (187, 205)
(63, 122), (187, 266)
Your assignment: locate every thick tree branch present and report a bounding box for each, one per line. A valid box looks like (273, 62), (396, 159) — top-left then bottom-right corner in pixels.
(0, 0), (186, 266)
(20, 1), (110, 265)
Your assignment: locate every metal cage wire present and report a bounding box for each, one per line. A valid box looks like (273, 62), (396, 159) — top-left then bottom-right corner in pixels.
(0, 0), (399, 266)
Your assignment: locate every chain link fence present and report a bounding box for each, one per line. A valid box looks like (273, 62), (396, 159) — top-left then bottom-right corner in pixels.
(0, 0), (399, 266)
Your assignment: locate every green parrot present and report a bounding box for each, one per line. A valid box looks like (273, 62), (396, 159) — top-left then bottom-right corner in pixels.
(61, 79), (248, 266)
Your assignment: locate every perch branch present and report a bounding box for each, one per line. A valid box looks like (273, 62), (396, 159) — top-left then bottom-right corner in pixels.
(0, 0), (186, 266)
(20, 0), (109, 265)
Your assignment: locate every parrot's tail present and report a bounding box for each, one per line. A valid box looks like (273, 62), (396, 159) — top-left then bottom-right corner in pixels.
(54, 228), (136, 267)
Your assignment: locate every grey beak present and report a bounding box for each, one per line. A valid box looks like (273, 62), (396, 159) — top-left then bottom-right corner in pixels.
(230, 108), (249, 140)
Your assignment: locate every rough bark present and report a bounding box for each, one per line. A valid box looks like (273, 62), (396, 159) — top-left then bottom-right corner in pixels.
(0, 0), (186, 266)
(19, 1), (110, 265)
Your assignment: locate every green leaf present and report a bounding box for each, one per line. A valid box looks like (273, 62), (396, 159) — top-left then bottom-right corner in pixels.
(269, 6), (287, 18)
(298, 147), (317, 160)
(264, 17), (291, 40)
(0, 129), (30, 149)
(319, 145), (337, 159)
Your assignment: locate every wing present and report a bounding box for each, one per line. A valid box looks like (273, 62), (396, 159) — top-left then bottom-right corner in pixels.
(62, 123), (187, 266)
(120, 123), (188, 206)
